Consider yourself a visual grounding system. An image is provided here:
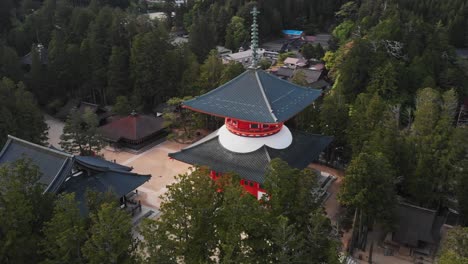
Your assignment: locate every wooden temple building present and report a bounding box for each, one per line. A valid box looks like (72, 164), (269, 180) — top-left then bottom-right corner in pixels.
(0, 135), (150, 214)
(99, 111), (167, 151)
(169, 7), (332, 199)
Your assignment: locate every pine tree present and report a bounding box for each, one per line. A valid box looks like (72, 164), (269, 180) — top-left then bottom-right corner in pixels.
(41, 193), (87, 264)
(82, 202), (135, 264)
(338, 151), (396, 226)
(0, 78), (48, 147)
(107, 46), (129, 103)
(189, 14), (216, 62)
(130, 29), (170, 111)
(198, 50), (224, 92)
(224, 16), (248, 51)
(60, 108), (105, 155)
(0, 159), (54, 263)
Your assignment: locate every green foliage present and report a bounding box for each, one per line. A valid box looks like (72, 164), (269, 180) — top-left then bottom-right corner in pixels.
(107, 46), (129, 103)
(130, 28), (170, 111)
(82, 202), (135, 264)
(347, 93), (387, 154)
(112, 96), (132, 116)
(189, 14), (216, 62)
(0, 78), (48, 147)
(332, 20), (355, 44)
(0, 159), (136, 264)
(438, 226), (468, 264)
(225, 16), (248, 51)
(41, 193), (87, 264)
(291, 70), (308, 87)
(457, 160), (468, 226)
(258, 58), (272, 70)
(339, 151), (395, 226)
(0, 45), (22, 82)
(163, 96), (202, 141)
(60, 108), (105, 155)
(220, 61), (244, 85)
(197, 49), (224, 91)
(140, 162), (339, 263)
(402, 88), (465, 207)
(0, 159), (54, 263)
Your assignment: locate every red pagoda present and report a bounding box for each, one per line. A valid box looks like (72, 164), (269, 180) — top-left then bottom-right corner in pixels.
(169, 7), (332, 199)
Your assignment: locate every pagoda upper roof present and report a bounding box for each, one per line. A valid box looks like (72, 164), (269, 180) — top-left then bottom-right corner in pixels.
(183, 69), (322, 123)
(169, 129), (332, 184)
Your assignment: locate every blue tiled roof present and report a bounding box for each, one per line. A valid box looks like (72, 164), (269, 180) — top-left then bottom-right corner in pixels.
(282, 30), (304, 36)
(184, 70), (321, 123)
(0, 135), (73, 193)
(169, 130), (332, 184)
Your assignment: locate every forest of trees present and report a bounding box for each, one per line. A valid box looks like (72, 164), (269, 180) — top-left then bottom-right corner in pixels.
(315, 0), (468, 250)
(0, 158), (341, 263)
(0, 0), (467, 262)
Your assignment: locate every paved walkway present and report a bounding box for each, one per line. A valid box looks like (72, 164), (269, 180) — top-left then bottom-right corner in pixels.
(44, 114), (64, 149)
(102, 141), (191, 210)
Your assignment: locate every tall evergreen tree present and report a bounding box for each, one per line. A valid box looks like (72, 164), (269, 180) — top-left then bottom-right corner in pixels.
(189, 14), (216, 62)
(339, 151), (396, 227)
(82, 202), (135, 264)
(107, 46), (129, 103)
(0, 159), (54, 263)
(59, 108), (105, 155)
(130, 28), (170, 111)
(41, 193), (87, 264)
(224, 16), (248, 51)
(0, 78), (47, 147)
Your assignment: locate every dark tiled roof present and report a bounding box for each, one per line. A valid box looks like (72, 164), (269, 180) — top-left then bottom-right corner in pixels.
(309, 80), (331, 90)
(183, 69), (322, 123)
(0, 135), (73, 193)
(62, 170), (150, 214)
(274, 67), (295, 78)
(169, 130), (332, 184)
(393, 202), (443, 247)
(99, 114), (165, 142)
(75, 156), (132, 172)
(296, 69), (323, 84)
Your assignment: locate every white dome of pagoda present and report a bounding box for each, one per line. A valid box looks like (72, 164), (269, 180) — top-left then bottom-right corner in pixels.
(217, 124), (293, 153)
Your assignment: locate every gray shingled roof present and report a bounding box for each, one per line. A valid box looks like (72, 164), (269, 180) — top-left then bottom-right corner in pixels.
(393, 202), (443, 247)
(296, 69), (323, 84)
(183, 69), (322, 123)
(169, 130), (332, 184)
(0, 135), (73, 193)
(62, 170), (151, 214)
(75, 156), (132, 172)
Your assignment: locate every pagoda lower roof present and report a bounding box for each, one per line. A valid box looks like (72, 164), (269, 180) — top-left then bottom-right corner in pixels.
(183, 69), (322, 123)
(169, 130), (332, 184)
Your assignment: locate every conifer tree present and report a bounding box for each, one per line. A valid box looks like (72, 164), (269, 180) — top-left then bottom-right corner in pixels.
(0, 159), (54, 263)
(82, 202), (135, 264)
(60, 108), (104, 155)
(41, 193), (87, 264)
